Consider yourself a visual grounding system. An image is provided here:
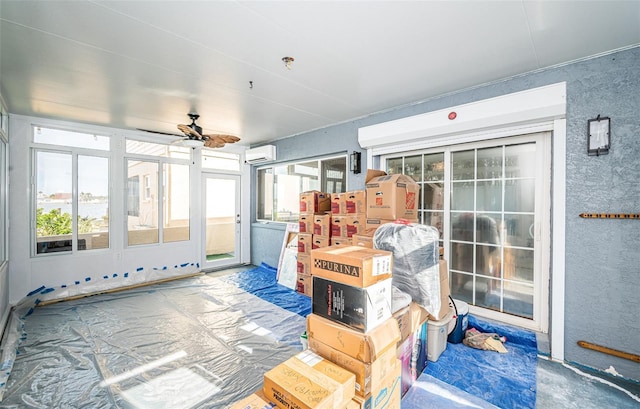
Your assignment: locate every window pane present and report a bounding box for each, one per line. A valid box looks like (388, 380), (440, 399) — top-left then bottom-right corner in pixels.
(404, 155), (422, 182)
(505, 143), (536, 179)
(34, 127), (110, 150)
(163, 163), (190, 242)
(477, 180), (502, 212)
(0, 140), (6, 262)
(477, 147), (502, 180)
(387, 158), (403, 175)
(422, 182), (444, 210)
(505, 179), (535, 213)
(78, 156), (109, 250)
(504, 213), (534, 248)
(424, 153), (444, 181)
(127, 160), (158, 245)
(451, 150), (474, 180)
(202, 150), (240, 171)
(451, 181), (474, 211)
(126, 139), (190, 159)
(36, 151), (73, 254)
(321, 157), (346, 194)
(257, 168), (274, 221)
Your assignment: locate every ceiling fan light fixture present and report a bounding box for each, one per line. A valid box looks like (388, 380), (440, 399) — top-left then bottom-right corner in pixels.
(282, 56), (294, 70)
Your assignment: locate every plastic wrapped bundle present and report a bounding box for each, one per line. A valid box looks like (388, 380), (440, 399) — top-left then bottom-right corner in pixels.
(374, 222), (441, 318)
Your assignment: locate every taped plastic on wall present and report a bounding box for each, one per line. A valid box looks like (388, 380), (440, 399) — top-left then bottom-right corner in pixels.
(373, 221), (442, 319)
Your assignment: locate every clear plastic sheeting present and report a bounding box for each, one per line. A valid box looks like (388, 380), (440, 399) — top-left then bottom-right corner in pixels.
(402, 373), (500, 409)
(373, 222), (441, 318)
(0, 273), (307, 408)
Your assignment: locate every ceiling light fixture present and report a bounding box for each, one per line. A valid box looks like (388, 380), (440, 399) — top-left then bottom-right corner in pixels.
(282, 56), (295, 70)
(181, 139), (204, 148)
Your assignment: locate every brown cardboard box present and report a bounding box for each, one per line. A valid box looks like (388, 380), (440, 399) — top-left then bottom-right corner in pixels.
(331, 192), (347, 215)
(313, 235), (330, 249)
(352, 232), (374, 248)
(345, 190), (367, 214)
(350, 360), (402, 409)
(427, 260), (452, 321)
(297, 272), (312, 296)
(313, 213), (333, 237)
(298, 233), (313, 256)
(396, 319), (427, 396)
(365, 218), (396, 231)
(299, 214), (314, 234)
(345, 214), (367, 238)
(300, 190), (331, 215)
(309, 337), (399, 398)
(312, 276), (392, 333)
(393, 302), (430, 344)
(311, 245), (393, 288)
(263, 350), (356, 409)
(229, 389), (276, 409)
(297, 253), (311, 275)
(331, 215), (348, 237)
(331, 237), (351, 246)
(365, 173), (420, 220)
(306, 314), (400, 363)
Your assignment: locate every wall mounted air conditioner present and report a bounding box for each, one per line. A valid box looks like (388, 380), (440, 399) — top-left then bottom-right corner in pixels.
(245, 145), (276, 164)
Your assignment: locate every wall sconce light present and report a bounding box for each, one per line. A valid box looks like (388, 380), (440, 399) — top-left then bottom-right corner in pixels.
(350, 151), (362, 174)
(587, 115), (610, 156)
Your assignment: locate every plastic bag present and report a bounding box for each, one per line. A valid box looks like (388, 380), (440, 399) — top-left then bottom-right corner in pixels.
(373, 221), (441, 318)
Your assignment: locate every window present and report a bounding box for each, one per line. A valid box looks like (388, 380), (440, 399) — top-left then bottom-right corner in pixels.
(257, 155), (347, 222)
(383, 133), (549, 328)
(0, 127), (7, 265)
(125, 140), (191, 246)
(33, 127), (110, 254)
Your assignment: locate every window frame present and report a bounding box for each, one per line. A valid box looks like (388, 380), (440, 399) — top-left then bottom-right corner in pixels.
(124, 139), (192, 247)
(31, 127), (112, 257)
(0, 114), (7, 267)
(255, 154), (348, 223)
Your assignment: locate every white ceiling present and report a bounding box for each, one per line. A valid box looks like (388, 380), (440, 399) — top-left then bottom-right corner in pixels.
(1, 1), (639, 147)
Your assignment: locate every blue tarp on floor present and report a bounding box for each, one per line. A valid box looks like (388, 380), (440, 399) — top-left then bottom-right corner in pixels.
(424, 315), (538, 409)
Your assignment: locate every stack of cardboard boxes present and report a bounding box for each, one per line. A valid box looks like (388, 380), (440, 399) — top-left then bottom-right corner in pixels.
(297, 190), (331, 296)
(308, 245), (402, 408)
(330, 190), (367, 246)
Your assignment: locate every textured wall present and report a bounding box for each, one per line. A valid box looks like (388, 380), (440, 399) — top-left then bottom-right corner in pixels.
(250, 47), (640, 379)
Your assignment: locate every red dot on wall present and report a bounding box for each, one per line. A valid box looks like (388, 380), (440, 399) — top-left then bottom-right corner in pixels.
(448, 112), (457, 120)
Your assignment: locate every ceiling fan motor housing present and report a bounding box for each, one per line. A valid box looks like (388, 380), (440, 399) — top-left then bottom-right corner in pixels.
(188, 113), (203, 138)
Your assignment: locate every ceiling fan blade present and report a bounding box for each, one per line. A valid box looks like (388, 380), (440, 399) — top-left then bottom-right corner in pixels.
(204, 134), (241, 144)
(203, 139), (225, 149)
(177, 124), (202, 139)
(137, 128), (184, 137)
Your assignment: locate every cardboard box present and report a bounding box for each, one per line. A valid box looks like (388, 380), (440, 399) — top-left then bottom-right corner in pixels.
(331, 237), (351, 246)
(365, 173), (420, 220)
(331, 215), (348, 237)
(345, 214), (367, 238)
(312, 276), (392, 333)
(331, 192), (347, 215)
(229, 389), (276, 409)
(393, 302), (430, 344)
(345, 190), (367, 214)
(352, 234), (374, 248)
(300, 190), (331, 215)
(427, 260), (452, 321)
(306, 314), (400, 363)
(314, 213), (333, 237)
(311, 245), (393, 288)
(309, 337), (399, 398)
(263, 350), (356, 409)
(396, 319), (428, 396)
(297, 253), (311, 275)
(298, 233), (313, 256)
(350, 361), (402, 409)
(299, 214), (314, 234)
(313, 235), (331, 249)
(365, 218), (396, 232)
(297, 272), (313, 296)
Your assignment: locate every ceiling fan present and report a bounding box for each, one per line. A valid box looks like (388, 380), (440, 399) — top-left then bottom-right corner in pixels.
(138, 113), (241, 148)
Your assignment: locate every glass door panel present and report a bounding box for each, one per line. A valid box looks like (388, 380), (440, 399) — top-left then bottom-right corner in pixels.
(203, 174), (240, 269)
